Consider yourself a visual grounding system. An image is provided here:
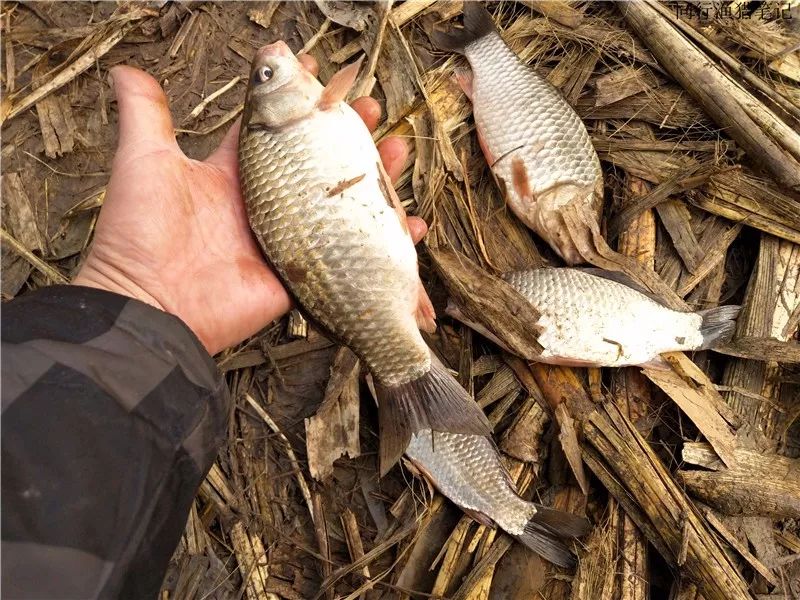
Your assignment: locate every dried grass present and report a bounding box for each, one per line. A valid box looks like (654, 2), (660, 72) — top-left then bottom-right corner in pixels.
(2, 2), (800, 599)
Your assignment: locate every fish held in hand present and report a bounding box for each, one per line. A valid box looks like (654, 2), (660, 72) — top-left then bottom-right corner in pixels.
(453, 268), (740, 368)
(238, 42), (490, 474)
(406, 430), (589, 568)
(432, 2), (603, 265)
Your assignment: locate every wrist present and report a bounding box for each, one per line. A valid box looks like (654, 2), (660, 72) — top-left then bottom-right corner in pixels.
(72, 258), (166, 314)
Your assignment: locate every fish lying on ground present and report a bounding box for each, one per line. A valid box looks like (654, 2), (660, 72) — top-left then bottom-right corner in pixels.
(238, 42), (587, 567)
(448, 268), (741, 368)
(432, 1), (603, 265)
(406, 430), (589, 568)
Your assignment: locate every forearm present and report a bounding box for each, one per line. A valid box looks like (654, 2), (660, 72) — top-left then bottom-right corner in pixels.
(1, 285), (230, 599)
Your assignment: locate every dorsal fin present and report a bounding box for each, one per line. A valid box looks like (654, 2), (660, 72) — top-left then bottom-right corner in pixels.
(318, 55), (364, 110)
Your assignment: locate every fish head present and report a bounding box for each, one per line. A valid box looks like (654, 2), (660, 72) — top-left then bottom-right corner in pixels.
(242, 41), (323, 130)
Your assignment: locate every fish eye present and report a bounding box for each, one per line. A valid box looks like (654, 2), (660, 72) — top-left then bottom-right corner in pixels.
(255, 65), (274, 84)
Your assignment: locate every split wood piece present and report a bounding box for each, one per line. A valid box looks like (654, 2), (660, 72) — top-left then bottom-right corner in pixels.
(617, 174), (656, 271)
(312, 492), (334, 600)
(230, 520), (278, 600)
(430, 518), (472, 598)
(643, 352), (740, 468)
(475, 364), (520, 409)
(305, 347), (361, 481)
(618, 508), (649, 600)
(676, 220), (742, 298)
(555, 404), (589, 496)
(500, 392), (550, 464)
(613, 171), (656, 600)
(287, 309), (308, 339)
(621, 1), (800, 191)
(515, 360), (594, 494)
(577, 85), (710, 131)
(702, 510), (779, 587)
(722, 236), (799, 444)
(429, 246), (544, 360)
(716, 337), (800, 364)
(679, 441), (800, 519)
(391, 497), (453, 596)
(518, 0), (584, 28)
(33, 58), (76, 158)
(348, 1), (392, 101)
(582, 402), (752, 600)
(593, 65), (663, 108)
(690, 169), (800, 245)
(329, 0), (438, 64)
(655, 200), (703, 273)
(607, 161), (717, 242)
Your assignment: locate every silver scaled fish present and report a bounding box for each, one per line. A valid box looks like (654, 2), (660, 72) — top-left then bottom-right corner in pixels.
(406, 430), (589, 568)
(432, 2), (603, 265)
(451, 268), (740, 368)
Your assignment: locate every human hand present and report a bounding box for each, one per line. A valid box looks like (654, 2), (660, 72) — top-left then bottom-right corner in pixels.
(73, 55), (427, 355)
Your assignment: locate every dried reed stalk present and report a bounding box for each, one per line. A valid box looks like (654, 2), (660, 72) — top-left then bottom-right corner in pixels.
(582, 403), (752, 600)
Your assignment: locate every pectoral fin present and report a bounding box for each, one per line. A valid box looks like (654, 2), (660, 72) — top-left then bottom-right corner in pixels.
(318, 55), (364, 110)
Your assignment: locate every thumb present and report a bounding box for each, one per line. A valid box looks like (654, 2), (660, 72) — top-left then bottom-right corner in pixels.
(109, 65), (179, 155)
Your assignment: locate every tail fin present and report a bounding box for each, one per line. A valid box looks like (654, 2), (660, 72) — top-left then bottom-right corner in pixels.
(515, 506), (590, 569)
(698, 305), (741, 350)
(375, 354), (492, 476)
(430, 1), (496, 54)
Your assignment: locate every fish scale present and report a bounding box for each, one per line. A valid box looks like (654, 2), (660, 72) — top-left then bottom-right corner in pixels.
(239, 107), (430, 387)
(504, 268), (705, 366)
(466, 34), (601, 202)
(406, 430), (535, 535)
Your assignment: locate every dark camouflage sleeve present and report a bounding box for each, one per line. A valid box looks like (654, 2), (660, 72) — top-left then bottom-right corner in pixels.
(1, 285), (231, 599)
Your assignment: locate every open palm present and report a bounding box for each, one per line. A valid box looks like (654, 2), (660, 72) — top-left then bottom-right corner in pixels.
(73, 59), (425, 355)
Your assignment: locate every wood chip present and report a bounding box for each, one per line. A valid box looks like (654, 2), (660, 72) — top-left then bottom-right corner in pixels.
(305, 347), (361, 481)
(679, 441), (800, 519)
(644, 353), (740, 468)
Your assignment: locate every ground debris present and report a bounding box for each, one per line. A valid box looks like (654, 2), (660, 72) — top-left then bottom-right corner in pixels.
(2, 2), (799, 599)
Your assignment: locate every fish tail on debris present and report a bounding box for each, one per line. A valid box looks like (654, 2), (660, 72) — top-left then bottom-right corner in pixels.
(516, 505), (591, 569)
(698, 305), (741, 349)
(430, 1), (495, 53)
(375, 353), (492, 476)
